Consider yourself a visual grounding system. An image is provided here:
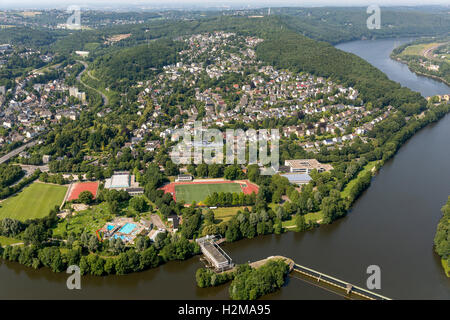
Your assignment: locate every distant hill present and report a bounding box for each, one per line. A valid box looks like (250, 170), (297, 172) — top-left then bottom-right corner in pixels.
(275, 7), (450, 44)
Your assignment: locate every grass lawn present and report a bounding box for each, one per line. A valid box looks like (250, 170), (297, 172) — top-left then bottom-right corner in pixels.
(0, 182), (67, 221)
(175, 183), (242, 204)
(341, 161), (378, 200)
(400, 42), (441, 57)
(304, 211), (324, 223)
(442, 259), (450, 278)
(281, 218), (296, 228)
(206, 206), (249, 223)
(282, 211), (324, 229)
(0, 236), (22, 246)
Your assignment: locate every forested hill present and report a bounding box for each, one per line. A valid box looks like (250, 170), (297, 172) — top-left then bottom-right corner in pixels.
(0, 12), (429, 113)
(254, 7), (450, 44)
(256, 28), (425, 112)
(90, 40), (181, 92)
(0, 26), (57, 47)
(86, 15), (425, 113)
(2, 7), (449, 51)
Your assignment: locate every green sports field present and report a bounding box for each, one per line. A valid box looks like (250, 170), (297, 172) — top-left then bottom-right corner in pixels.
(175, 183), (243, 204)
(0, 182), (68, 221)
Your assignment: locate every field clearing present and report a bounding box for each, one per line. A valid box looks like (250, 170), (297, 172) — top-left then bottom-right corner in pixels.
(0, 182), (67, 221)
(282, 211), (324, 229)
(304, 211), (324, 223)
(207, 206), (250, 223)
(175, 183), (242, 204)
(400, 42), (442, 57)
(0, 236), (22, 246)
(31, 62), (62, 75)
(19, 11), (41, 17)
(442, 259), (450, 277)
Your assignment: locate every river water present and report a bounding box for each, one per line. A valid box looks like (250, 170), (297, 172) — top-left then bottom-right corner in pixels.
(336, 38), (449, 97)
(0, 38), (449, 300)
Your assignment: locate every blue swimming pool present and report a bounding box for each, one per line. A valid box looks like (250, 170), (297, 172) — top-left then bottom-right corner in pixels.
(106, 225), (115, 231)
(119, 223), (136, 234)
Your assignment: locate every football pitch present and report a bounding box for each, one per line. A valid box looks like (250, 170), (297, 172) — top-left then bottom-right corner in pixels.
(0, 182), (68, 221)
(175, 183), (243, 204)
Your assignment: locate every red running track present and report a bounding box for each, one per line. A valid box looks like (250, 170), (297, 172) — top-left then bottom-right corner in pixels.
(160, 180), (259, 202)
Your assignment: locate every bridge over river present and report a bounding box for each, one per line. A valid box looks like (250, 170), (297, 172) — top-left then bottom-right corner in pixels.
(198, 236), (391, 300)
(292, 263), (391, 300)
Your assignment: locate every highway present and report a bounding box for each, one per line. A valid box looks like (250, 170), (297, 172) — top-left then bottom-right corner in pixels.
(76, 60), (109, 106)
(0, 140), (39, 165)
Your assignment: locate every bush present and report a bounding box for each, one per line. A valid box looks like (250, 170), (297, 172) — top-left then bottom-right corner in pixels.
(228, 260), (289, 300)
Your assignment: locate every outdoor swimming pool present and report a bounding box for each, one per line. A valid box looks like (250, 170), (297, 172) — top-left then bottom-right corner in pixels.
(106, 225), (115, 231)
(114, 234), (127, 241)
(119, 223), (136, 234)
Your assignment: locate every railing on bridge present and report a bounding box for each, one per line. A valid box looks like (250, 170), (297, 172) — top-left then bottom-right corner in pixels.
(293, 263), (391, 300)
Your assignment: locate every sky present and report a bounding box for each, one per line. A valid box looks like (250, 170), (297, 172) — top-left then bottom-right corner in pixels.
(1, 0), (449, 10)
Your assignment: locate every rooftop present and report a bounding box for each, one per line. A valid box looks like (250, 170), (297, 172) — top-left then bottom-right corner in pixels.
(105, 172), (131, 189)
(202, 241), (229, 265)
(280, 173), (312, 184)
(285, 159), (333, 171)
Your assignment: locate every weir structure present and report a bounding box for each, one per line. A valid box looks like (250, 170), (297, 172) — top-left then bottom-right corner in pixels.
(196, 236), (392, 300)
(196, 235), (233, 272)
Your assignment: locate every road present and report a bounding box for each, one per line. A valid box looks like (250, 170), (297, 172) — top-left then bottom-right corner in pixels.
(1, 242), (23, 248)
(0, 140), (39, 165)
(422, 42), (445, 60)
(76, 60), (109, 106)
(150, 214), (166, 230)
(7, 164), (49, 187)
(1, 238), (66, 249)
(19, 164), (49, 175)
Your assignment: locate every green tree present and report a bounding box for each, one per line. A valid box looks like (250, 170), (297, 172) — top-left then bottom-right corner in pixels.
(224, 165), (243, 180)
(295, 214), (307, 232)
(139, 246), (160, 270)
(196, 164), (208, 177)
(88, 235), (99, 252)
(78, 191), (94, 205)
(23, 224), (47, 247)
(104, 258), (115, 274)
(129, 196), (148, 213)
(87, 254), (105, 276)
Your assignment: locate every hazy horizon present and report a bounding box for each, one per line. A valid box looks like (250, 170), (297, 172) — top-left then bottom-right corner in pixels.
(1, 0), (449, 10)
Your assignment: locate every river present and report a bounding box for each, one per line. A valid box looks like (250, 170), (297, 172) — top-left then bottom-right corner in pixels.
(336, 38), (449, 97)
(0, 38), (449, 300)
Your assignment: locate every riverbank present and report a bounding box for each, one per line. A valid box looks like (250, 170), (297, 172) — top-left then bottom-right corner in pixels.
(390, 55), (450, 87)
(442, 260), (450, 277)
(434, 196), (450, 278)
(336, 38), (450, 97)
